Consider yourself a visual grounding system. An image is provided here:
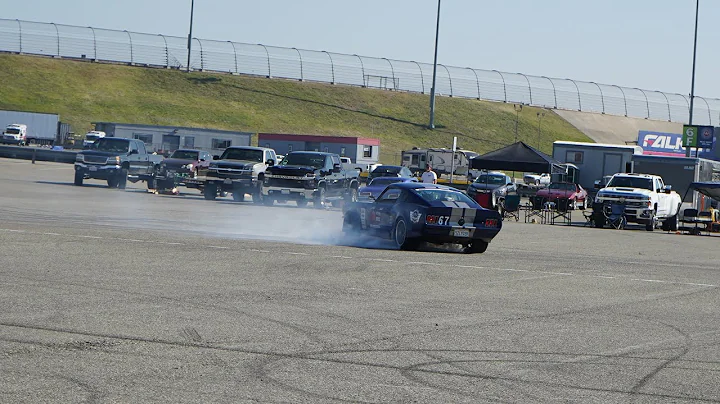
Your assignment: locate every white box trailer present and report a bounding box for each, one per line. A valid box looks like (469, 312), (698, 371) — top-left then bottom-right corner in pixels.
(552, 141), (643, 191)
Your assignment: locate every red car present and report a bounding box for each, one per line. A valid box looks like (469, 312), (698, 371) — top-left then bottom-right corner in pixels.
(536, 182), (588, 210)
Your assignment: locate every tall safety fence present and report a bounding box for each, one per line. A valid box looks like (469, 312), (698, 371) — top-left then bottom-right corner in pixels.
(1, 18), (719, 126)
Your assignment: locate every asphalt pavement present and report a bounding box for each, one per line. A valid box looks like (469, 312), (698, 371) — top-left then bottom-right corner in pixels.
(0, 158), (718, 403)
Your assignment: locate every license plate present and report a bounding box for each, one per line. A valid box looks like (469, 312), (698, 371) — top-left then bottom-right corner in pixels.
(223, 179), (233, 185)
(453, 229), (470, 237)
(281, 189), (290, 195)
(89, 166), (97, 172)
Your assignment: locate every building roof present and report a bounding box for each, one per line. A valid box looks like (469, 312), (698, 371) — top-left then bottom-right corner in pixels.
(92, 122), (252, 136)
(259, 133), (380, 146)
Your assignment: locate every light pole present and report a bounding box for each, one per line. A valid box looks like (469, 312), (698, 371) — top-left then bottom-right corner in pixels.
(687, 0), (700, 157)
(428, 0), (441, 129)
(186, 0), (195, 73)
(514, 104), (523, 143)
(536, 112), (545, 150)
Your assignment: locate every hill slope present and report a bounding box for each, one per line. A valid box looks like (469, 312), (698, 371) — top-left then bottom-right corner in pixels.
(0, 54), (590, 163)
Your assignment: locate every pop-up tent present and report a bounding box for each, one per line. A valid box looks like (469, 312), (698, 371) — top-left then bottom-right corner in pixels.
(683, 182), (720, 202)
(470, 141), (564, 174)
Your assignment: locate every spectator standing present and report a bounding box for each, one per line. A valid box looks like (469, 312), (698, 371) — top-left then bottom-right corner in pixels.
(421, 165), (437, 184)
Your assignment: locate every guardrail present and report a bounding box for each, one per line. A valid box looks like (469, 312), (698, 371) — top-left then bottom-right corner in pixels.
(1, 18), (717, 126)
(0, 145), (77, 163)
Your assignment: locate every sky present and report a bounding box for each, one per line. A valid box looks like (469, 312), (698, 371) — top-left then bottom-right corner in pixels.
(3, 0), (719, 97)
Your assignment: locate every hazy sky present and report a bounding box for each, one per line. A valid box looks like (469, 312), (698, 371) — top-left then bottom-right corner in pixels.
(4, 0), (718, 97)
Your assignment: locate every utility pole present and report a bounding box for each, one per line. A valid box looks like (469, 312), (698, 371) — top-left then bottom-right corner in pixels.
(687, 0), (699, 157)
(536, 112), (545, 150)
(186, 0), (195, 73)
(428, 0), (441, 129)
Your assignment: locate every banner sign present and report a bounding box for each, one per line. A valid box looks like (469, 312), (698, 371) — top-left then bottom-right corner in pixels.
(639, 131), (685, 155)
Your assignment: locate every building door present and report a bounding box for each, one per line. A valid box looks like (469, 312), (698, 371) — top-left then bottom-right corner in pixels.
(162, 134), (180, 152)
(602, 153), (623, 177)
(306, 142), (321, 151)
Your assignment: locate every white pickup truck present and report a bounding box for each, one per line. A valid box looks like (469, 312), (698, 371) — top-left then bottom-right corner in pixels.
(593, 173), (682, 231)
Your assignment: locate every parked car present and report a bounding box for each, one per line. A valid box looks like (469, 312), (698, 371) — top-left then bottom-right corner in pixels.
(358, 177), (418, 200)
(465, 172), (516, 208)
(343, 182), (503, 253)
(523, 173), (551, 186)
(367, 165), (414, 182)
(536, 182), (589, 210)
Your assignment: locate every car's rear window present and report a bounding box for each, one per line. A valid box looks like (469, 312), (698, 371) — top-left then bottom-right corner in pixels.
(416, 189), (476, 204)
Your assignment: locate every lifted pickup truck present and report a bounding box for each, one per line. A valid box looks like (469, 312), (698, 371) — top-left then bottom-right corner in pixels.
(592, 173), (682, 231)
(74, 137), (163, 189)
(201, 146), (277, 203)
(262, 151), (360, 208)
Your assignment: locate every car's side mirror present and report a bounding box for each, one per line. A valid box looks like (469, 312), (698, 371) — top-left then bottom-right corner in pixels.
(266, 159), (274, 166)
(664, 185), (672, 194)
(213, 155), (220, 160)
(332, 163), (341, 173)
(594, 180), (601, 189)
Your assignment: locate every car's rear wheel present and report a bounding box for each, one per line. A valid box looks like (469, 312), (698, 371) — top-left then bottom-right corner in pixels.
(342, 213), (360, 233)
(465, 240), (489, 254)
(393, 218), (419, 251)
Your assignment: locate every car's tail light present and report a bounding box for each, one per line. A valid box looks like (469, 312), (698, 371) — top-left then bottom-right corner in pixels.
(426, 215), (439, 224)
(485, 219), (498, 228)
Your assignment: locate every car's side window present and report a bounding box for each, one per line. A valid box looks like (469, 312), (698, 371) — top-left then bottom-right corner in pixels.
(129, 141), (139, 154)
(331, 155), (341, 166)
(378, 189), (401, 203)
(136, 141), (146, 155)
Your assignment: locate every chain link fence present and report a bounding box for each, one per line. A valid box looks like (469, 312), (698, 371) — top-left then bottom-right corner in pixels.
(1, 18), (718, 126)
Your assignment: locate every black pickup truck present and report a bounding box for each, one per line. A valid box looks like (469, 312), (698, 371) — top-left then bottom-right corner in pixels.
(261, 151), (360, 208)
(201, 146), (278, 203)
(74, 137), (163, 189)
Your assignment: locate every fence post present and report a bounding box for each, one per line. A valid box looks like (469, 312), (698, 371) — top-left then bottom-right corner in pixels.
(159, 34), (169, 68)
(354, 54), (366, 87)
(439, 64), (452, 97)
(322, 51), (335, 84)
(292, 47), (303, 81)
(228, 41), (238, 74)
(32, 147), (36, 164)
(468, 68), (480, 99)
(612, 85), (628, 116)
(635, 88), (650, 119)
(568, 79), (582, 111)
(258, 44), (271, 78)
(658, 91), (671, 122)
(16, 19), (22, 53)
(542, 76), (557, 108)
(51, 22), (60, 56)
(382, 58), (396, 90)
(124, 30), (133, 64)
(89, 27), (97, 60)
(517, 72), (532, 104)
(492, 70), (507, 102)
(411, 61), (425, 93)
(590, 82), (605, 114)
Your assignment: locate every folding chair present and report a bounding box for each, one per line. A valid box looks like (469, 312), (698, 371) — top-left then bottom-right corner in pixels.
(551, 198), (572, 225)
(604, 203), (627, 230)
(582, 210), (594, 227)
(524, 195), (546, 223)
(500, 194), (521, 221)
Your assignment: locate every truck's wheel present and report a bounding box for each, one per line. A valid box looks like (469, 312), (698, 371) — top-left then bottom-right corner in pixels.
(107, 177), (118, 188)
(645, 214), (656, 231)
(146, 177), (156, 190)
(252, 187), (264, 205)
(593, 214), (605, 228)
(74, 172), (84, 186)
(232, 190), (245, 202)
(204, 184), (217, 201)
(263, 197), (274, 207)
(296, 199), (308, 208)
(314, 187), (326, 209)
(116, 170), (128, 189)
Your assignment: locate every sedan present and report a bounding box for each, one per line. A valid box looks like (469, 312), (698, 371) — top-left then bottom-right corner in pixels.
(358, 177), (418, 200)
(367, 165), (415, 182)
(343, 182), (502, 253)
(536, 182), (588, 209)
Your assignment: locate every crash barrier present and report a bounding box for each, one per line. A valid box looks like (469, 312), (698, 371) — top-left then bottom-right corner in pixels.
(0, 145), (77, 164)
(0, 18), (717, 125)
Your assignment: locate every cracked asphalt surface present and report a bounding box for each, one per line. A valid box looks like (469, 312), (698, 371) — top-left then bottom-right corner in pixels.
(1, 158), (719, 403)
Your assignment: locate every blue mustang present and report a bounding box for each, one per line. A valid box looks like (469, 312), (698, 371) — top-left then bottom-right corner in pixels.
(358, 176), (418, 200)
(343, 182), (503, 253)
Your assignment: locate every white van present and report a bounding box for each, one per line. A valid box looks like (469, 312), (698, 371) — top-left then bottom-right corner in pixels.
(83, 131), (106, 148)
(2, 124), (28, 146)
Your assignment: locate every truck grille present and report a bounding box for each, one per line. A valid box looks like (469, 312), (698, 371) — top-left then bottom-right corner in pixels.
(267, 178), (308, 188)
(84, 155), (108, 164)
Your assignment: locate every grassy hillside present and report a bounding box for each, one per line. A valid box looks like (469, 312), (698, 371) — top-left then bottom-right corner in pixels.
(0, 54), (590, 163)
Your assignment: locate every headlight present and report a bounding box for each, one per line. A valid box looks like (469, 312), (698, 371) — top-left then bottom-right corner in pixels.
(305, 172), (316, 178)
(106, 156), (120, 164)
(183, 163), (194, 170)
(76, 154), (84, 162)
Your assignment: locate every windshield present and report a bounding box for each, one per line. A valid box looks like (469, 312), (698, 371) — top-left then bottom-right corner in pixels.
(5, 128), (21, 134)
(170, 150), (199, 160)
(606, 176), (653, 190)
(416, 189), (476, 204)
(86, 134), (100, 141)
(93, 138), (129, 153)
(474, 175), (506, 185)
(281, 153), (326, 168)
(372, 167), (400, 174)
(369, 177), (404, 186)
(221, 148), (263, 162)
(549, 183), (575, 191)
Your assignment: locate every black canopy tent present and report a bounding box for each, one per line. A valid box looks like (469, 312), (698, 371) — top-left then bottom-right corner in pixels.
(470, 142), (564, 174)
(683, 182), (720, 203)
